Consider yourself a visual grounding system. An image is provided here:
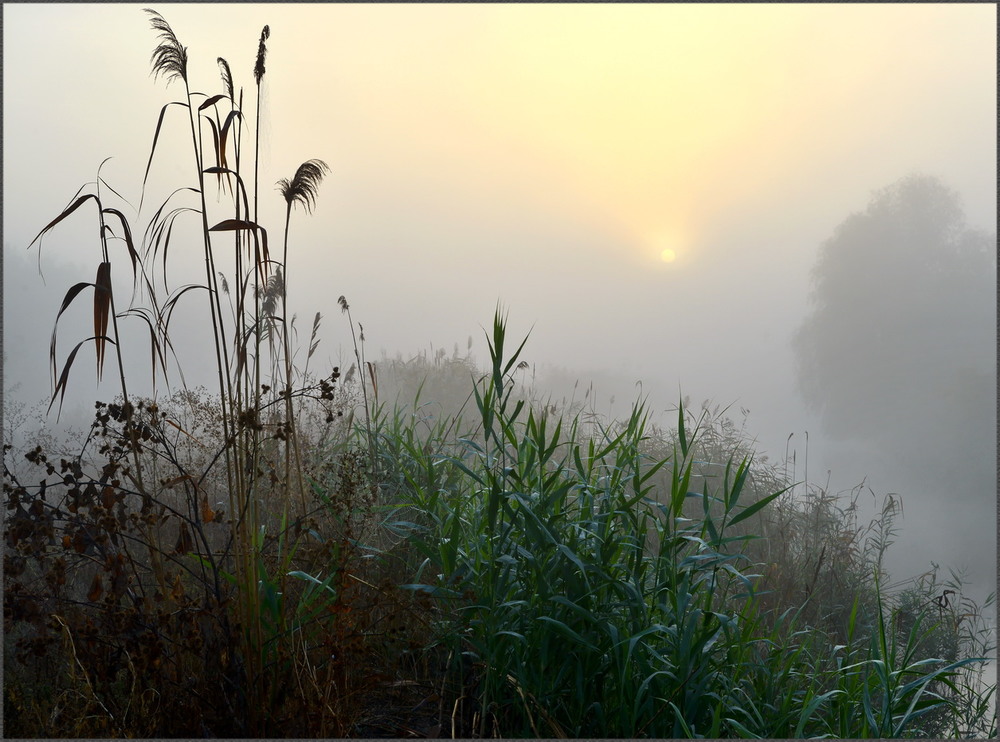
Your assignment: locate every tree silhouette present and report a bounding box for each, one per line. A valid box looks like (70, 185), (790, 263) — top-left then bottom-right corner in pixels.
(793, 174), (995, 452)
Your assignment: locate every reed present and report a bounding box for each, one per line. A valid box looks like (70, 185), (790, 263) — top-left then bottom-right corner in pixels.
(374, 309), (995, 738)
(10, 9), (347, 735)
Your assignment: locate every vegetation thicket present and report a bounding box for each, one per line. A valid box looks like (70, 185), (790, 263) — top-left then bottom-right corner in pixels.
(4, 10), (995, 738)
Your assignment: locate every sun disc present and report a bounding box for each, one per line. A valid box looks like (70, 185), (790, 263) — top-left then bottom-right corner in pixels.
(660, 248), (677, 263)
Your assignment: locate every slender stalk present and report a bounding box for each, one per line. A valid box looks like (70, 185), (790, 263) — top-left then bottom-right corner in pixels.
(277, 159), (329, 518)
(338, 296), (377, 481)
(147, 8), (259, 713)
(280, 204), (307, 517)
(93, 185), (146, 498)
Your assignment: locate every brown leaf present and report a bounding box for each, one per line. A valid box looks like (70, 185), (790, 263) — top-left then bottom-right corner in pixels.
(200, 496), (215, 523)
(94, 262), (112, 381)
(207, 218), (269, 281)
(173, 522), (193, 555)
(101, 486), (116, 509)
(197, 94), (227, 112)
(161, 474), (192, 489)
(87, 572), (104, 602)
(207, 218), (257, 232)
(204, 117), (224, 190)
(171, 573), (185, 601)
(219, 109), (241, 171)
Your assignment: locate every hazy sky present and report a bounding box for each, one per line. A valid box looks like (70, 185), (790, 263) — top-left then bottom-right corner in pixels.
(3, 4), (996, 595)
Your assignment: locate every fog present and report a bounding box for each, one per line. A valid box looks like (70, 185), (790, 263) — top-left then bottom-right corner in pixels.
(3, 4), (996, 605)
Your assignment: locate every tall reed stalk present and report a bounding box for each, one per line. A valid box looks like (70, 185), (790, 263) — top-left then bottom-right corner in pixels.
(26, 10), (332, 733)
(278, 159), (329, 520)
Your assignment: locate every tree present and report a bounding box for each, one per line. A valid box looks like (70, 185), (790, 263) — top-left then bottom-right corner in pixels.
(793, 173), (995, 447)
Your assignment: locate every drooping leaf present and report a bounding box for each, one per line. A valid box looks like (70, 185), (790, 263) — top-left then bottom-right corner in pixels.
(96, 158), (132, 206)
(49, 337), (117, 420)
(93, 262), (113, 381)
(49, 281), (94, 388)
(101, 207), (140, 286)
(208, 217), (269, 280)
(143, 196), (199, 290)
(161, 284), (209, 344)
(140, 101), (191, 211)
(536, 616), (598, 652)
(119, 305), (170, 388)
(173, 522), (193, 555)
(218, 109), (242, 176)
(726, 486), (791, 529)
(202, 168), (250, 218)
(198, 93), (227, 112)
(208, 217), (258, 232)
(28, 194), (100, 252)
(203, 115), (224, 190)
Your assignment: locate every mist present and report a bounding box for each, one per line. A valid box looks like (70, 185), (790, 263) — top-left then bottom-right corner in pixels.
(3, 1), (996, 611)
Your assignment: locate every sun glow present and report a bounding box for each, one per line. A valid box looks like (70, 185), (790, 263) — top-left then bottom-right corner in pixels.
(647, 227), (687, 267)
(454, 4), (951, 267)
(466, 5), (803, 265)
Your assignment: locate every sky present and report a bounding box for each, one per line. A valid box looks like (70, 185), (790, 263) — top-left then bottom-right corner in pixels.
(3, 4), (997, 599)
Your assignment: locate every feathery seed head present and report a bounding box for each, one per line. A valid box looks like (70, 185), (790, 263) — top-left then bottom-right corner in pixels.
(145, 9), (188, 85)
(254, 25), (270, 85)
(217, 57), (234, 100)
(277, 159), (330, 213)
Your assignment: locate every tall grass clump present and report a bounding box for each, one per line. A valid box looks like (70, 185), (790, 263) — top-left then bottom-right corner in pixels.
(381, 308), (780, 736)
(3, 9), (380, 736)
(377, 308), (995, 738)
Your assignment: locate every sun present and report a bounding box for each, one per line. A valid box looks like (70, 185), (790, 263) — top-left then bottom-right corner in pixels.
(644, 228), (687, 266)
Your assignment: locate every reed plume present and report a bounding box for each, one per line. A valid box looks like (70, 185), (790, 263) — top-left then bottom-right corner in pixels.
(277, 159), (330, 213)
(217, 57), (234, 100)
(253, 25), (270, 85)
(145, 9), (187, 84)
